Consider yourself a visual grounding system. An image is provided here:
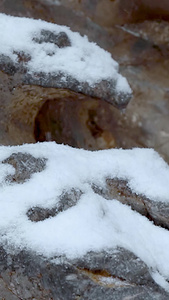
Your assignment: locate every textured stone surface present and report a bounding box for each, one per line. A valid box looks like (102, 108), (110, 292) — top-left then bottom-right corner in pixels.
(74, 248), (156, 286)
(0, 12), (132, 148)
(0, 1), (169, 296)
(93, 178), (169, 230)
(1, 0), (168, 161)
(27, 188), (82, 222)
(0, 75), (132, 148)
(33, 29), (71, 48)
(1, 151), (169, 298)
(0, 246), (168, 300)
(34, 96), (139, 150)
(2, 152), (46, 183)
(0, 38), (130, 110)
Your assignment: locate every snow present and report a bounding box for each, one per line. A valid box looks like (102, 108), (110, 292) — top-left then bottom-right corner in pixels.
(0, 142), (169, 290)
(0, 13), (131, 94)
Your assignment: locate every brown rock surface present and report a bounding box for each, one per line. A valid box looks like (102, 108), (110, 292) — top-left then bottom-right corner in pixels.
(0, 75), (132, 147)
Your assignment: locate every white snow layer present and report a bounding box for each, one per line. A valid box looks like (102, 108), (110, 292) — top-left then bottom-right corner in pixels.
(0, 142), (169, 289)
(0, 13), (131, 93)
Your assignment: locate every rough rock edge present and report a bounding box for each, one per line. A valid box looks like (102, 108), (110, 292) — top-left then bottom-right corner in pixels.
(102, 179), (169, 231)
(0, 26), (132, 109)
(27, 189), (82, 222)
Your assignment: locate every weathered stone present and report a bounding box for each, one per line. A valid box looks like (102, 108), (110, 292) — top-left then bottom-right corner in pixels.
(0, 150), (169, 298)
(1, 0), (168, 161)
(2, 152), (46, 183)
(3, 150), (169, 234)
(143, 199), (169, 230)
(33, 29), (71, 48)
(34, 96), (136, 149)
(92, 179), (147, 216)
(93, 178), (169, 230)
(0, 12), (133, 148)
(0, 78), (130, 148)
(0, 2), (169, 296)
(74, 248), (156, 286)
(0, 246), (168, 300)
(0, 58), (130, 109)
(27, 188), (82, 222)
(61, 0), (169, 26)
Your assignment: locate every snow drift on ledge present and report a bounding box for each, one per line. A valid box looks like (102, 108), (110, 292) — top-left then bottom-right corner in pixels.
(1, 142), (169, 290)
(0, 13), (131, 93)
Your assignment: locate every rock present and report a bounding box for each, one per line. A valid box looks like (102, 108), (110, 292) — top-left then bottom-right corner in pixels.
(93, 178), (169, 230)
(60, 0), (169, 162)
(0, 146), (169, 298)
(0, 246), (168, 300)
(2, 149), (169, 232)
(0, 14), (131, 109)
(34, 95), (135, 149)
(1, 0), (169, 161)
(27, 188), (82, 222)
(0, 13), (132, 148)
(32, 29), (71, 48)
(2, 152), (46, 183)
(74, 248), (156, 286)
(143, 199), (169, 230)
(0, 74), (132, 149)
(60, 0), (169, 27)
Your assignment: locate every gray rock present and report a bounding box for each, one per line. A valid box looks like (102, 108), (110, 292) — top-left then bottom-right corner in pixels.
(74, 248), (156, 286)
(27, 188), (82, 222)
(98, 178), (169, 230)
(144, 199), (169, 230)
(0, 54), (131, 109)
(2, 152), (46, 183)
(0, 246), (168, 300)
(93, 178), (147, 216)
(33, 29), (71, 48)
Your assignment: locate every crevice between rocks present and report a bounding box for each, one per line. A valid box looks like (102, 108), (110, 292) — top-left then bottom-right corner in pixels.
(77, 268), (136, 288)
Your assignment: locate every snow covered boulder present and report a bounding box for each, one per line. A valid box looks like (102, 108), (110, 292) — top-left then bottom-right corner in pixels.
(1, 143), (169, 298)
(0, 13), (132, 107)
(0, 13), (132, 147)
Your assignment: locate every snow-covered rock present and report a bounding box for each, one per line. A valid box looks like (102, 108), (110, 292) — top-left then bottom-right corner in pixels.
(0, 13), (132, 108)
(1, 142), (169, 298)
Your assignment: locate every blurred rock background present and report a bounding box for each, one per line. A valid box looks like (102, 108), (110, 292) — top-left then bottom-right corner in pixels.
(0, 0), (169, 162)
